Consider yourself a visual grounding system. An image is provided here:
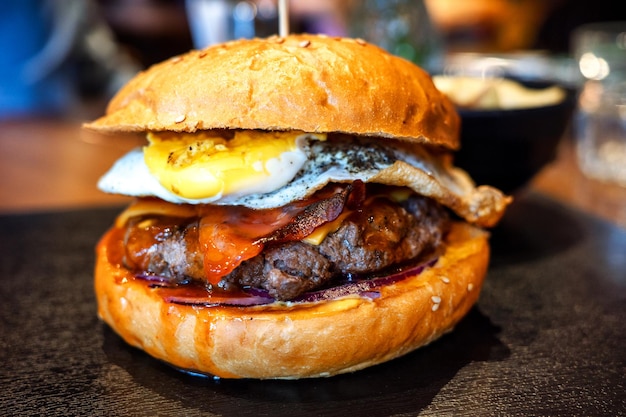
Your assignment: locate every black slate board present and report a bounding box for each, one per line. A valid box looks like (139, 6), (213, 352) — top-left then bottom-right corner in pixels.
(1, 192), (625, 417)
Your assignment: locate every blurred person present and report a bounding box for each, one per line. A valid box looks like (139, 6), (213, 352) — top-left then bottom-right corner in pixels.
(0, 0), (141, 120)
(0, 0), (79, 118)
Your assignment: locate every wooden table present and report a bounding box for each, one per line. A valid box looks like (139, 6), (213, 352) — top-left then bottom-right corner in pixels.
(0, 118), (142, 212)
(1, 117), (625, 229)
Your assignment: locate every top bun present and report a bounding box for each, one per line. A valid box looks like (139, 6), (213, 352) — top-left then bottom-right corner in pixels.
(85, 34), (460, 150)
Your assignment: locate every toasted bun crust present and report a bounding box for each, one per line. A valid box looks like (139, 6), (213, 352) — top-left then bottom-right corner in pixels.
(84, 34), (460, 150)
(95, 221), (489, 379)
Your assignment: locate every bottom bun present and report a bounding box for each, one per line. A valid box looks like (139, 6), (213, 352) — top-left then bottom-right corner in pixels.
(95, 221), (490, 379)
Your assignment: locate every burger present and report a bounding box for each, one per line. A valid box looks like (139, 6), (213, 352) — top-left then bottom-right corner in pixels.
(84, 34), (511, 379)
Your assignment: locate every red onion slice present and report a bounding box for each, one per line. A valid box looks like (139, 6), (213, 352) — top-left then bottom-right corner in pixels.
(164, 291), (275, 306)
(292, 257), (437, 303)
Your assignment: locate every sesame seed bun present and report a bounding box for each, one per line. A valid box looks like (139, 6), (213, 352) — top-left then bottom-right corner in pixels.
(88, 34), (507, 380)
(95, 221), (488, 379)
(84, 34), (460, 150)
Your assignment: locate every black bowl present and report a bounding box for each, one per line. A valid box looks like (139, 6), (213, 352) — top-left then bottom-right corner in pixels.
(453, 81), (577, 194)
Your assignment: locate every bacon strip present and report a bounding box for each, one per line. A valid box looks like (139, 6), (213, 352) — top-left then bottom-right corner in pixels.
(199, 182), (363, 285)
(256, 180), (365, 245)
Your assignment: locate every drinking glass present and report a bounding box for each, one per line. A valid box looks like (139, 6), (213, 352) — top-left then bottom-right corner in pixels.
(572, 22), (626, 186)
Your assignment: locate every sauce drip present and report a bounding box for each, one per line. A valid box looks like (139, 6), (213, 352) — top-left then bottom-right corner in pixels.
(198, 205), (298, 284)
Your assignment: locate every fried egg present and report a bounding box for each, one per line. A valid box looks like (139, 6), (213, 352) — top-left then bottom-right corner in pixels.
(100, 131), (440, 209)
(98, 131), (464, 209)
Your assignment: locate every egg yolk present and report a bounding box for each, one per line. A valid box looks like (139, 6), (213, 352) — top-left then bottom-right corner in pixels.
(144, 130), (323, 200)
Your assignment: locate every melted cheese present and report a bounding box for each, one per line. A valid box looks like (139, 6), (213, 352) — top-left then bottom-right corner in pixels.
(302, 211), (352, 245)
(115, 198), (197, 227)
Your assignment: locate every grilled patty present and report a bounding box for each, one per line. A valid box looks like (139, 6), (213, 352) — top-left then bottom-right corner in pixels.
(122, 193), (450, 300)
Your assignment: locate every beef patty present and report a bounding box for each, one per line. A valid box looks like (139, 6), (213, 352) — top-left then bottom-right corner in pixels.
(123, 193), (450, 300)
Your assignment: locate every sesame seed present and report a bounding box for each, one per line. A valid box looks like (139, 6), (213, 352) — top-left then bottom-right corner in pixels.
(431, 295), (442, 303)
(467, 283), (474, 292)
(299, 40), (311, 48)
(171, 56), (183, 63)
(174, 114), (186, 123)
(431, 303), (440, 312)
(355, 38), (366, 46)
(440, 276), (450, 284)
(198, 51), (208, 58)
(275, 37), (285, 44)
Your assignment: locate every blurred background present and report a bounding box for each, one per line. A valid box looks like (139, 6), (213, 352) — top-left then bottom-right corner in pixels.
(2, 0), (625, 121)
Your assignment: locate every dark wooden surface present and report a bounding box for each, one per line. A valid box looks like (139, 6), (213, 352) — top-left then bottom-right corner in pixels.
(1, 191), (624, 416)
